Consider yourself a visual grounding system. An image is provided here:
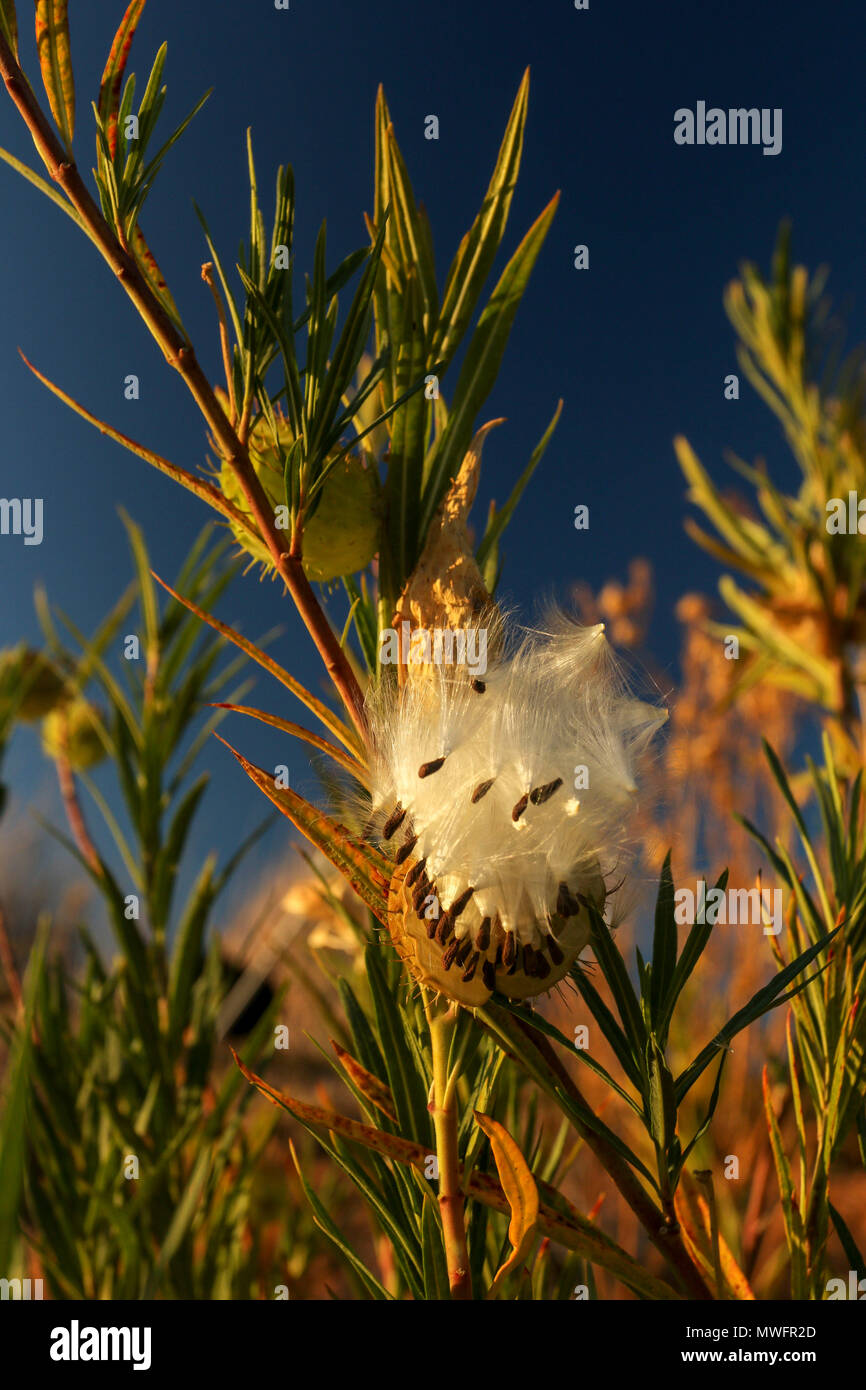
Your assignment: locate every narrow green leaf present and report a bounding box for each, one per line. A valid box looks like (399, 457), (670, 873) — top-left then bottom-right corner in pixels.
(421, 192), (559, 537)
(0, 918), (49, 1274)
(364, 943), (431, 1144)
(676, 926), (838, 1102)
(433, 68), (530, 363)
(829, 1202), (866, 1282)
(289, 1142), (392, 1299)
(476, 399), (562, 570)
(421, 1196), (451, 1299)
(649, 851), (677, 1024)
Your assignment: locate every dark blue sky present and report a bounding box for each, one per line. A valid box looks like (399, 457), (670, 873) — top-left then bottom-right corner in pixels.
(1, 0), (864, 918)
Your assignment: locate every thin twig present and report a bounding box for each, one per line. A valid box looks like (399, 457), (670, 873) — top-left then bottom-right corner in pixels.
(0, 32), (367, 742)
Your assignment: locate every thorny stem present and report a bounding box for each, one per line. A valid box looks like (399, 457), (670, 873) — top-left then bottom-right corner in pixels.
(507, 1016), (714, 1300)
(0, 33), (367, 744)
(426, 996), (472, 1299)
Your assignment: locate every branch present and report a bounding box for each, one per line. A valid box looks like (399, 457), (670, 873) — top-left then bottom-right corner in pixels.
(0, 30), (367, 742)
(510, 1019), (713, 1300)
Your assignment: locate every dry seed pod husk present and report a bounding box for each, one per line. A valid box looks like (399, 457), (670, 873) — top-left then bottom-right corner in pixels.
(386, 856), (605, 1006)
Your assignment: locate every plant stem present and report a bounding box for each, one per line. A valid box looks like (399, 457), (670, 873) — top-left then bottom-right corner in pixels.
(0, 33), (367, 743)
(426, 998), (472, 1299)
(55, 751), (102, 879)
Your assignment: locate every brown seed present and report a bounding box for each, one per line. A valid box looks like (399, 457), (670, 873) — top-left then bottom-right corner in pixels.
(450, 886), (474, 919)
(476, 917), (491, 953)
(482, 959), (496, 991)
(503, 932), (516, 970)
(471, 678), (486, 694)
(406, 857), (427, 888)
(494, 943), (504, 968)
(507, 944), (521, 976)
(471, 778), (495, 803)
(512, 792), (529, 822)
(534, 953), (551, 980)
(418, 756), (446, 778)
(413, 878), (433, 913)
(461, 951), (480, 983)
(395, 832), (418, 865)
(442, 939), (461, 971)
(556, 881), (582, 918)
(523, 944), (537, 975)
(546, 934), (565, 966)
(426, 911), (442, 940)
(435, 910), (454, 946)
(455, 939), (474, 968)
(530, 777), (563, 806)
(382, 803), (406, 840)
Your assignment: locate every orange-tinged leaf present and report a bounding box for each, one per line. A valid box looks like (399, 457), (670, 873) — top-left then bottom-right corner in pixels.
(475, 1110), (539, 1296)
(35, 1), (74, 147)
(98, 0), (146, 159)
(674, 1170), (755, 1300)
(150, 574), (363, 757)
(330, 1038), (398, 1122)
(211, 702), (368, 785)
(215, 734), (388, 923)
(130, 222), (183, 328)
(18, 351), (260, 541)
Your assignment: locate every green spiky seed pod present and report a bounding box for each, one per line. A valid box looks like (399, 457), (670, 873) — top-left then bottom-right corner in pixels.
(42, 699), (107, 771)
(220, 411), (380, 582)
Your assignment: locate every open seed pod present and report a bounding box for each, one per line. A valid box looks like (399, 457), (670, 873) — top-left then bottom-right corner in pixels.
(366, 423), (665, 1008)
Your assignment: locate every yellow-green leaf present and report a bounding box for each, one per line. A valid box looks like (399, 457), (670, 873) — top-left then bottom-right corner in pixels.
(475, 1111), (539, 1297)
(35, 0), (74, 148)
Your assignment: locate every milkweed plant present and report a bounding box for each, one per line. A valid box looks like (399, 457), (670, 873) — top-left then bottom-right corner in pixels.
(0, 1), (863, 1302)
